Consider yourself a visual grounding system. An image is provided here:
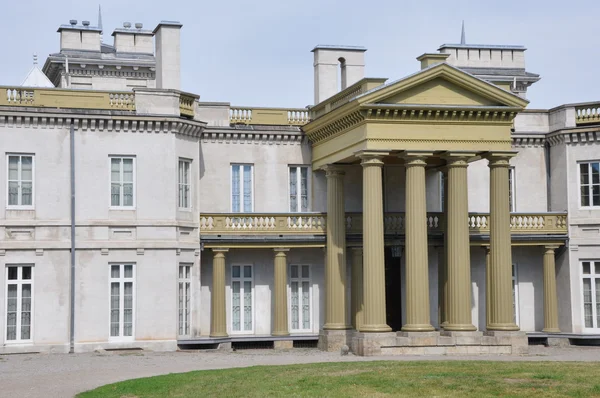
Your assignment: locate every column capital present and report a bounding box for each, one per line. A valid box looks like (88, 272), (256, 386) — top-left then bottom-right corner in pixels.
(400, 151), (433, 167)
(356, 151), (388, 166)
(274, 248), (290, 256)
(323, 164), (346, 177)
(442, 151), (476, 168)
(484, 151), (518, 167)
(544, 245), (560, 252)
(212, 248), (229, 256)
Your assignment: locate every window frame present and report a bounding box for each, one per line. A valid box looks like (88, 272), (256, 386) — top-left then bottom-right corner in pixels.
(578, 161), (600, 209)
(230, 164), (254, 213)
(177, 263), (192, 337)
(6, 154), (35, 210)
(108, 263), (136, 342)
(229, 263), (254, 334)
(288, 165), (311, 213)
(581, 260), (600, 331)
(108, 156), (136, 210)
(4, 264), (34, 344)
(178, 158), (192, 211)
(288, 264), (313, 333)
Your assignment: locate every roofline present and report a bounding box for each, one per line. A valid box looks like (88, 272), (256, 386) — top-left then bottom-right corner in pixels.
(438, 43), (527, 51)
(152, 21), (183, 33)
(311, 45), (367, 53)
(111, 29), (154, 36)
(57, 25), (102, 33)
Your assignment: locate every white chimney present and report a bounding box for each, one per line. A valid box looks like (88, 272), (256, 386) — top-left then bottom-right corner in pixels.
(153, 21), (183, 90)
(312, 45), (366, 104)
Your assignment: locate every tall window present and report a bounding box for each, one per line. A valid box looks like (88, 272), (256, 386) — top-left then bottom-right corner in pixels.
(7, 155), (34, 208)
(582, 260), (600, 329)
(178, 264), (192, 336)
(290, 264), (311, 331)
(509, 167), (516, 212)
(231, 164), (253, 212)
(289, 166), (309, 212)
(110, 157), (135, 208)
(5, 265), (33, 342)
(178, 159), (191, 209)
(109, 264), (135, 339)
(231, 265), (253, 333)
(580, 162), (600, 207)
(512, 264), (519, 326)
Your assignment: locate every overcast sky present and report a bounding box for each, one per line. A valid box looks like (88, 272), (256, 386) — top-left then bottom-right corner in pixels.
(1, 0), (597, 109)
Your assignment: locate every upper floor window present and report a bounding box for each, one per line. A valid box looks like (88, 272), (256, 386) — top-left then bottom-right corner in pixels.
(7, 154), (34, 209)
(110, 157), (135, 208)
(231, 164), (253, 212)
(289, 166), (309, 212)
(580, 162), (600, 208)
(178, 159), (191, 209)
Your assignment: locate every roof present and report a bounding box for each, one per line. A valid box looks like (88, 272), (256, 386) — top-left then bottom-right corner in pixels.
(21, 63), (54, 88)
(312, 45), (367, 52)
(438, 43), (526, 51)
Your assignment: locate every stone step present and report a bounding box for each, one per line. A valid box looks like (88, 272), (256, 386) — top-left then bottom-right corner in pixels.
(381, 344), (512, 356)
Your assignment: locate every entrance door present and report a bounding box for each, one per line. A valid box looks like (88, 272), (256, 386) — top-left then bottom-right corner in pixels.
(384, 246), (402, 331)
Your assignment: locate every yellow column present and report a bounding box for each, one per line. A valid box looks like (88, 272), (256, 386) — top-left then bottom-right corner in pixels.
(210, 248), (228, 337)
(444, 154), (476, 331)
(273, 248), (290, 336)
(542, 245), (561, 333)
(486, 152), (519, 331)
(351, 247), (364, 330)
(440, 170), (448, 328)
(323, 165), (349, 330)
(402, 152), (434, 332)
(359, 152), (391, 333)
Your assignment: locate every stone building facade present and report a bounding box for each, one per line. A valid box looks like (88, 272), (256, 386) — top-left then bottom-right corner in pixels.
(0, 18), (599, 355)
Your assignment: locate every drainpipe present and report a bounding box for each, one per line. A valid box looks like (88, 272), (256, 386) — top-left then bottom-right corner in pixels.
(544, 140), (551, 212)
(69, 119), (76, 353)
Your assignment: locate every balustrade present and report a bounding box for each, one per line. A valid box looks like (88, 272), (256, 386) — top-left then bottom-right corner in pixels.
(229, 106), (310, 126)
(575, 103), (600, 125)
(1, 86), (135, 110)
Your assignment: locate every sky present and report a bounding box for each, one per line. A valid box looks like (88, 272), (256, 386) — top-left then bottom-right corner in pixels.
(1, 0), (598, 109)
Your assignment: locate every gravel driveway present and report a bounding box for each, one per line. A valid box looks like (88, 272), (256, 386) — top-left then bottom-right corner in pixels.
(2, 346), (600, 398)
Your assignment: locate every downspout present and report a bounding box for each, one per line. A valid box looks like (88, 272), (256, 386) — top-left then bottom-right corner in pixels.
(544, 140), (551, 212)
(69, 119), (76, 353)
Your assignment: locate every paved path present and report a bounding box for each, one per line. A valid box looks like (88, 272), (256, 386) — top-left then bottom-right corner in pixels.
(2, 346), (600, 398)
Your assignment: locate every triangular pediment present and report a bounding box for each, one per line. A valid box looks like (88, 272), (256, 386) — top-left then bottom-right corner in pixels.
(357, 63), (529, 109)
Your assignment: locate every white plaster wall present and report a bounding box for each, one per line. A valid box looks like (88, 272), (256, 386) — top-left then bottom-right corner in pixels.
(200, 248), (324, 336)
(549, 143), (568, 212)
(512, 146), (548, 212)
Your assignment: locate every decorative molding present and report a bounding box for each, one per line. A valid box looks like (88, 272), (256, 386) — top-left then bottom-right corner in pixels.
(35, 249), (43, 256)
(136, 248), (145, 256)
(101, 248), (109, 255)
(547, 130), (600, 147)
(0, 250), (5, 256)
(200, 130), (307, 145)
(68, 67), (155, 80)
(511, 136), (545, 148)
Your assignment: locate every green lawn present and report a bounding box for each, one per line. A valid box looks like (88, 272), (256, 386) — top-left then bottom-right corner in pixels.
(78, 361), (600, 397)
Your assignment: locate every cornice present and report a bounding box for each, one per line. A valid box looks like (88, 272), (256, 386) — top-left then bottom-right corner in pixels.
(200, 129), (308, 145)
(547, 129), (600, 147)
(511, 135), (545, 148)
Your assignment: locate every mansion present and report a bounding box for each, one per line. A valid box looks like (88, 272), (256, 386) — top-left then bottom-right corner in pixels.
(0, 17), (599, 355)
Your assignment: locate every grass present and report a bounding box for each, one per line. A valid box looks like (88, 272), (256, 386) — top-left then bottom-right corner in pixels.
(78, 361), (600, 397)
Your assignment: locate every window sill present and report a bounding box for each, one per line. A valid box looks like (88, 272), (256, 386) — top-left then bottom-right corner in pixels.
(6, 207), (35, 211)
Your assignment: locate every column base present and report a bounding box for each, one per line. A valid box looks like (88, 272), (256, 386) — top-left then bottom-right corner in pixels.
(352, 332), (396, 356)
(401, 324), (435, 332)
(359, 324), (392, 333)
(323, 323), (352, 330)
(483, 330), (528, 354)
(443, 323), (477, 332)
(274, 340), (294, 350)
(486, 323), (520, 331)
(209, 332), (228, 338)
(318, 329), (353, 352)
(542, 327), (561, 333)
(272, 331), (290, 337)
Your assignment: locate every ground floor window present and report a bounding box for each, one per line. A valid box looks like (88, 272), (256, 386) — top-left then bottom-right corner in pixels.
(290, 264), (311, 331)
(231, 265), (253, 332)
(5, 265), (33, 342)
(582, 260), (600, 329)
(110, 264), (135, 339)
(178, 264), (192, 336)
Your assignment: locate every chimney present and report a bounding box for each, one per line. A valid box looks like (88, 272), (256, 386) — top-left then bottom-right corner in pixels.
(112, 22), (154, 54)
(58, 20), (102, 52)
(153, 21), (183, 90)
(416, 53), (450, 69)
(312, 45), (366, 105)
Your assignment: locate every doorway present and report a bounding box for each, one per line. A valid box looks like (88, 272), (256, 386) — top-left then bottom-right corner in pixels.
(384, 246), (402, 331)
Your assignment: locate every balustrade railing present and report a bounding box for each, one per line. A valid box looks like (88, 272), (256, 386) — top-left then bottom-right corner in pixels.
(229, 107), (310, 126)
(575, 103), (600, 125)
(179, 93), (196, 118)
(2, 86), (135, 110)
(201, 212), (567, 236)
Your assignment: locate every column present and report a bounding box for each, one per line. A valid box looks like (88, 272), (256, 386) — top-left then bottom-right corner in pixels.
(437, 245), (447, 327)
(273, 248), (290, 336)
(359, 152), (391, 332)
(444, 154), (476, 331)
(210, 248), (228, 337)
(401, 152), (434, 332)
(542, 245), (561, 333)
(351, 247), (364, 330)
(484, 245), (491, 328)
(486, 152), (519, 331)
(323, 166), (349, 330)
(439, 170), (448, 328)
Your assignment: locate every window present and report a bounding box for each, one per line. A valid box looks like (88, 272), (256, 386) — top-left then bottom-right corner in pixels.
(290, 265), (311, 331)
(231, 164), (253, 212)
(512, 264), (519, 326)
(7, 154), (34, 208)
(582, 260), (600, 330)
(178, 159), (191, 209)
(509, 167), (516, 212)
(109, 264), (135, 339)
(580, 162), (600, 207)
(178, 264), (192, 336)
(5, 265), (33, 342)
(289, 166), (309, 212)
(110, 157), (135, 208)
(231, 265), (253, 333)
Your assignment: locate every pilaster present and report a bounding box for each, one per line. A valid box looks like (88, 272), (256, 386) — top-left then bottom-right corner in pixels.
(486, 152), (519, 331)
(210, 248), (229, 337)
(542, 245), (561, 333)
(401, 152), (434, 332)
(273, 248), (290, 336)
(358, 152), (391, 333)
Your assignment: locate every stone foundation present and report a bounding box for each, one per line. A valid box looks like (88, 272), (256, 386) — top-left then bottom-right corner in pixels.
(318, 329), (353, 352)
(274, 340), (293, 349)
(352, 332), (397, 356)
